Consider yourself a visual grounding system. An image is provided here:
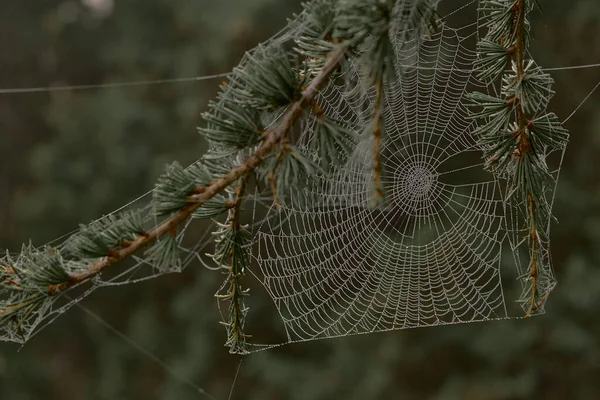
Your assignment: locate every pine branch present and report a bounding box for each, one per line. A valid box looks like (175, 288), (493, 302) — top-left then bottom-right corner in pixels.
(46, 46), (347, 297)
(511, 0), (552, 317)
(4, 0), (444, 347)
(310, 102), (357, 168)
(512, 0), (543, 316)
(214, 179), (251, 354)
(335, 0), (439, 203)
(469, 0), (569, 316)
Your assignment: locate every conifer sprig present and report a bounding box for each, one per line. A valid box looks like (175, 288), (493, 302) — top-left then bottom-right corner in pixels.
(310, 104), (357, 168)
(212, 180), (251, 354)
(372, 80), (385, 202)
(334, 0), (439, 203)
(468, 0), (569, 316)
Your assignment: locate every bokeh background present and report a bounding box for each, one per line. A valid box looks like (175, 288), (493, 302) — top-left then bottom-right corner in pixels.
(1, 1), (599, 399)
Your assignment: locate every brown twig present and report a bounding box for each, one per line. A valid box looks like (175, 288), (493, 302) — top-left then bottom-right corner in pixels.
(514, 0), (529, 154)
(372, 78), (384, 201)
(512, 0), (542, 316)
(224, 178), (250, 353)
(47, 46), (347, 296)
(269, 142), (290, 209)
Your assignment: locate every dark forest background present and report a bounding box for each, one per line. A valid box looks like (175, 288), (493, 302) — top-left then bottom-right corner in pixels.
(1, 1), (599, 399)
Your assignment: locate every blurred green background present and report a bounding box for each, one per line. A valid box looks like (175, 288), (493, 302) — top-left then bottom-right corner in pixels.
(1, 1), (599, 399)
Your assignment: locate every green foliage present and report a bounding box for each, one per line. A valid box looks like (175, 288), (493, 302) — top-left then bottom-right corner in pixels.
(334, 0), (397, 86)
(230, 44), (305, 111)
(529, 113), (570, 150)
(65, 211), (146, 259)
(312, 116), (357, 168)
(153, 162), (212, 216)
(467, 92), (512, 141)
(144, 235), (180, 273)
(508, 152), (553, 227)
(191, 197), (231, 219)
(8, 246), (71, 289)
(468, 0), (569, 315)
(212, 194), (252, 354)
(474, 39), (513, 83)
(0, 246), (67, 334)
(265, 145), (323, 203)
(334, 0), (438, 86)
(199, 95), (264, 149)
(478, 0), (532, 45)
(294, 0), (337, 71)
(503, 60), (555, 114)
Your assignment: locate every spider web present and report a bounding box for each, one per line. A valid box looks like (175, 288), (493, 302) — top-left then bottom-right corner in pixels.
(248, 22), (565, 349)
(1, 1), (582, 353)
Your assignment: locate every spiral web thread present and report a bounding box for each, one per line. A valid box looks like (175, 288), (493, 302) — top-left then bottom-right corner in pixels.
(250, 22), (565, 349)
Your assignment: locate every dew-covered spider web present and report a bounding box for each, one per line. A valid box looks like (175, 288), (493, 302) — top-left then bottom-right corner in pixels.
(6, 0), (599, 357)
(247, 23), (566, 349)
(252, 27), (503, 344)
